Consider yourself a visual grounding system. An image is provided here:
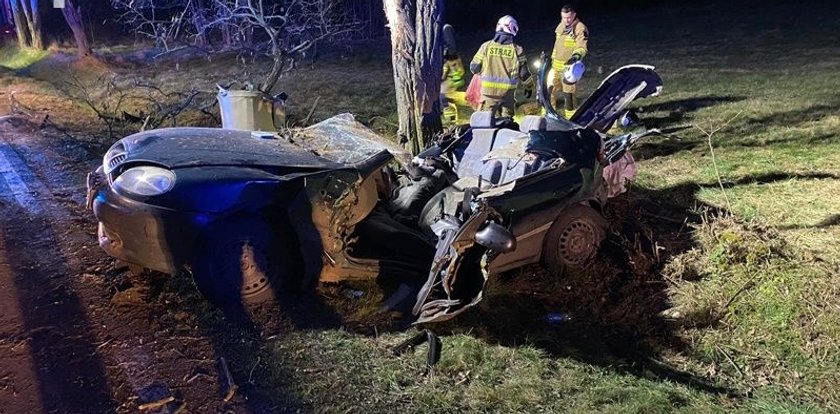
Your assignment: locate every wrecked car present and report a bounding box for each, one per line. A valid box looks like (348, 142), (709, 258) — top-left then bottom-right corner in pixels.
(86, 62), (662, 324)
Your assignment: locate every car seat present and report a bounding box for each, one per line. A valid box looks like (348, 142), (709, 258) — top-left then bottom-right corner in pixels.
(456, 111), (499, 181)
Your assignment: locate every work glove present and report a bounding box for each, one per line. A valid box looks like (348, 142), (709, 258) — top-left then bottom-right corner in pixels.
(565, 53), (581, 65)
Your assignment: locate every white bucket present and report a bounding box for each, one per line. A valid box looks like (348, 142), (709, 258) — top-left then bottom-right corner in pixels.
(217, 88), (286, 131)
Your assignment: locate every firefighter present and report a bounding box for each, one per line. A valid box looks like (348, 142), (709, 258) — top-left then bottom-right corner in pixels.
(441, 24), (466, 123)
(551, 4), (589, 119)
(441, 49), (466, 122)
(469, 15), (530, 118)
(442, 48), (465, 98)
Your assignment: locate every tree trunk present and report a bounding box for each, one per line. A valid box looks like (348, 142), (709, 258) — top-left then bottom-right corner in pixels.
(9, 0), (31, 48)
(61, 0), (92, 57)
(221, 25), (232, 49)
(10, 0), (41, 50)
(260, 54), (286, 94)
(20, 0), (42, 50)
(384, 0), (417, 152)
(189, 1), (207, 47)
(384, 0), (444, 155)
(413, 0), (444, 148)
(259, 32), (285, 93)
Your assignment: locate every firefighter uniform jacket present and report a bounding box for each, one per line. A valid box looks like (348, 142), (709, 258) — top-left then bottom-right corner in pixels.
(442, 57), (466, 92)
(471, 40), (527, 98)
(551, 19), (589, 72)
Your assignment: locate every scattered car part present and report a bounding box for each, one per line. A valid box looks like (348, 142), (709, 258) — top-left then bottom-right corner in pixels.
(392, 329), (442, 375)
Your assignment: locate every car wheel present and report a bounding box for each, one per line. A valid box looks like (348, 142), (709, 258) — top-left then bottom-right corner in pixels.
(190, 216), (291, 309)
(542, 204), (606, 273)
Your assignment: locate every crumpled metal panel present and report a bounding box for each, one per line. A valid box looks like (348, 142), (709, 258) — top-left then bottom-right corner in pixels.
(413, 204), (502, 325)
(303, 169), (382, 283)
(292, 113), (411, 165)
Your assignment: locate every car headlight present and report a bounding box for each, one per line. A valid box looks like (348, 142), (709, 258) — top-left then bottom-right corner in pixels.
(112, 166), (176, 196)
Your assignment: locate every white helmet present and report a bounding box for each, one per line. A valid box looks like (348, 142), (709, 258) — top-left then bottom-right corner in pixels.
(563, 60), (585, 84)
(496, 15), (519, 36)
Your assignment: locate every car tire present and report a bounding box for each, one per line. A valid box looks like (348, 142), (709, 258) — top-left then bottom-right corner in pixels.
(190, 216), (291, 309)
(542, 204), (606, 273)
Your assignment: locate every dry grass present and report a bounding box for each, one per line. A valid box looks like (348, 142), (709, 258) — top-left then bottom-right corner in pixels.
(664, 213), (840, 410)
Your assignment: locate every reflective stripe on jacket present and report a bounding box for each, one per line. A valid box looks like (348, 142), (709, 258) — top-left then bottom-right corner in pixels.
(551, 19), (588, 71)
(443, 58), (466, 90)
(471, 40), (526, 97)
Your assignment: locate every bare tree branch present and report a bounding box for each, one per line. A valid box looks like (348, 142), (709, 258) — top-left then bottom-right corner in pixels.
(56, 74), (216, 139)
(112, 0), (361, 92)
(693, 111), (743, 212)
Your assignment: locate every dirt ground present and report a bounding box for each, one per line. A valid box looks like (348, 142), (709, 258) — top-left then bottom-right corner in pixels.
(0, 116), (289, 413)
(0, 118), (690, 413)
(0, 95), (689, 414)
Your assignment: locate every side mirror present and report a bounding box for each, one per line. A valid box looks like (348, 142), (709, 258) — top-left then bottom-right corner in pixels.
(474, 221), (516, 253)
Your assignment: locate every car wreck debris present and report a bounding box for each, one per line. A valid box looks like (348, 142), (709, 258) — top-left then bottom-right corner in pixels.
(137, 396), (175, 411)
(392, 329), (442, 375)
(86, 61), (662, 326)
(219, 356), (238, 403)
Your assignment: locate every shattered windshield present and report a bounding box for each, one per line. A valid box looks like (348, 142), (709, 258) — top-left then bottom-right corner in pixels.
(290, 114), (411, 165)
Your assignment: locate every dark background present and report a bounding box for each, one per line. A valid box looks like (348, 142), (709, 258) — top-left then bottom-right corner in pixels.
(34, 0), (703, 43)
(32, 0), (831, 46)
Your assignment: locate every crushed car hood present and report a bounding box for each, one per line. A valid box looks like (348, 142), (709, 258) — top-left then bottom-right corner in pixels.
(109, 127), (342, 171)
(106, 115), (409, 173)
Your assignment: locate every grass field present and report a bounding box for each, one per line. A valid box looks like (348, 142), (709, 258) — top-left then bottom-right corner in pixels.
(3, 0), (838, 412)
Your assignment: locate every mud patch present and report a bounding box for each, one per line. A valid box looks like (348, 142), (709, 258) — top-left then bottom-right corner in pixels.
(403, 193), (735, 393)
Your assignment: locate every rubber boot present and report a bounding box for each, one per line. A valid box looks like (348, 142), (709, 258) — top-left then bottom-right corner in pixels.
(563, 92), (576, 120)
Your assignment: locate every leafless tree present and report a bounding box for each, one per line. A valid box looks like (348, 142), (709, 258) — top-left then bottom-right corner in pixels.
(56, 74), (213, 139)
(110, 0), (197, 51)
(111, 0), (358, 93)
(384, 0), (444, 154)
(57, 74), (133, 138)
(205, 0), (358, 93)
(130, 80), (204, 129)
(61, 0), (93, 57)
(9, 0), (43, 49)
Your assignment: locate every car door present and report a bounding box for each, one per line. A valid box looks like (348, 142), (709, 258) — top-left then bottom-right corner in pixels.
(536, 62), (663, 133)
(413, 201), (514, 324)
